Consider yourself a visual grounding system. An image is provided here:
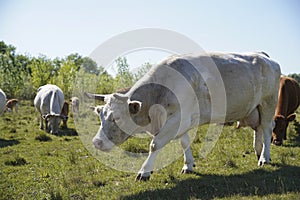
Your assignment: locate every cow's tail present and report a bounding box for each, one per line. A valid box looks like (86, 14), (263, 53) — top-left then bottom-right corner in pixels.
(50, 91), (62, 114)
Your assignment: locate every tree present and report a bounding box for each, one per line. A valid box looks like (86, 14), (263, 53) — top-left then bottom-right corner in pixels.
(288, 73), (300, 83)
(96, 70), (115, 94)
(114, 57), (134, 90)
(51, 60), (79, 98)
(66, 53), (83, 67)
(0, 41), (27, 97)
(133, 62), (152, 82)
(81, 57), (99, 75)
(29, 55), (55, 90)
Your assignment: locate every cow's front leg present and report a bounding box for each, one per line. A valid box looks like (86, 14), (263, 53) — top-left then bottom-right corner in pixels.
(136, 149), (159, 181)
(39, 114), (44, 130)
(136, 116), (180, 181)
(180, 133), (194, 174)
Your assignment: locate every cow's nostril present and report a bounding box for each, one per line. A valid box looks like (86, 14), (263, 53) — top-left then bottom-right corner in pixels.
(93, 139), (103, 149)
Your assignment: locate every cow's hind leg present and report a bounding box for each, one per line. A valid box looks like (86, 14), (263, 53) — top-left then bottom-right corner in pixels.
(257, 122), (273, 166)
(253, 128), (263, 160)
(180, 133), (194, 174)
(255, 102), (276, 166)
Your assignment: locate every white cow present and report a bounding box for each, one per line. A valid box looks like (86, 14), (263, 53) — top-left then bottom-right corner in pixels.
(34, 84), (65, 134)
(70, 97), (79, 113)
(0, 89), (6, 114)
(86, 52), (281, 181)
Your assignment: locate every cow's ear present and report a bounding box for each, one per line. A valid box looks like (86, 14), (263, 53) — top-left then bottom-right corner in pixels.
(287, 113), (296, 122)
(113, 93), (128, 102)
(128, 101), (142, 115)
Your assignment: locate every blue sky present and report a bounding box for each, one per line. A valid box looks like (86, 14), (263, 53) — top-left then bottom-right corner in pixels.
(0, 0), (299, 74)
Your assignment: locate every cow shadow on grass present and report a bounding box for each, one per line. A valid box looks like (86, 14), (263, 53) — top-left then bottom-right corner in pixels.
(0, 138), (20, 148)
(56, 127), (78, 137)
(122, 164), (300, 200)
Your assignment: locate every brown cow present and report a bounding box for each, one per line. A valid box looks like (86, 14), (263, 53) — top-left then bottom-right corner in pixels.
(6, 99), (19, 113)
(272, 76), (300, 145)
(61, 101), (69, 128)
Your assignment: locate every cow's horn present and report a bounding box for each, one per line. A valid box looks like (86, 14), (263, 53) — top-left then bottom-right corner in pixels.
(84, 92), (108, 101)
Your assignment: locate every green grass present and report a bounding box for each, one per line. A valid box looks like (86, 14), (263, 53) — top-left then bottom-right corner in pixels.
(0, 101), (300, 199)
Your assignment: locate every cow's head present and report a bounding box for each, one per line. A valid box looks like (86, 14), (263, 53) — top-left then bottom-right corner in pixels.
(272, 113), (296, 145)
(43, 114), (66, 134)
(91, 93), (142, 151)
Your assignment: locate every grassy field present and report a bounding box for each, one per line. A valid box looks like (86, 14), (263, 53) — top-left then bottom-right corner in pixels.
(0, 100), (300, 200)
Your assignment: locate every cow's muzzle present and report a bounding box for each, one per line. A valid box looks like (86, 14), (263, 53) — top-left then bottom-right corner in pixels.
(92, 138), (112, 152)
(272, 139), (282, 146)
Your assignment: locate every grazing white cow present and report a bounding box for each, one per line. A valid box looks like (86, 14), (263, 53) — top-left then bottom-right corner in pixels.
(34, 84), (65, 134)
(70, 97), (79, 113)
(86, 52), (281, 181)
(0, 89), (6, 114)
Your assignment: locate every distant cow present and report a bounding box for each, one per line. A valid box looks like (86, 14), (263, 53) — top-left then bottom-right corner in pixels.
(70, 97), (79, 113)
(6, 99), (19, 113)
(61, 101), (69, 128)
(34, 84), (66, 134)
(86, 52), (281, 181)
(0, 89), (6, 114)
(272, 76), (300, 145)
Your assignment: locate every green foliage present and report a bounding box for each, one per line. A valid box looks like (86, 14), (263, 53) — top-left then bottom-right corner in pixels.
(29, 55), (56, 90)
(288, 73), (300, 83)
(51, 60), (79, 99)
(0, 41), (154, 100)
(114, 57), (134, 90)
(82, 57), (99, 75)
(96, 70), (115, 94)
(0, 41), (158, 100)
(0, 41), (30, 97)
(133, 62), (152, 81)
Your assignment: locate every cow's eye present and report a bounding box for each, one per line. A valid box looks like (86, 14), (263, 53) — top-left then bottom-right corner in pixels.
(111, 117), (121, 123)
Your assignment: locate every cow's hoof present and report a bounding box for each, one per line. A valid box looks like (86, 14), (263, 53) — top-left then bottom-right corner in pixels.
(135, 173), (150, 181)
(181, 169), (193, 174)
(258, 159), (270, 166)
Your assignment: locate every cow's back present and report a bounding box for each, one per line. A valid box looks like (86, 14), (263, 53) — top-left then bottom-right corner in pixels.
(212, 53), (280, 121)
(34, 84), (64, 115)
